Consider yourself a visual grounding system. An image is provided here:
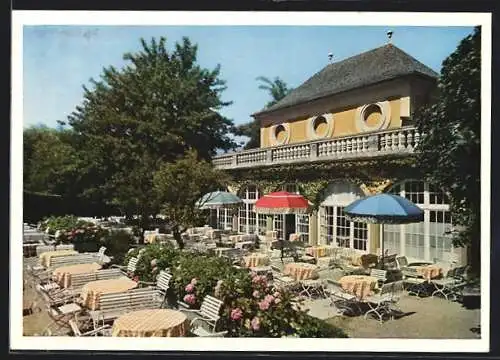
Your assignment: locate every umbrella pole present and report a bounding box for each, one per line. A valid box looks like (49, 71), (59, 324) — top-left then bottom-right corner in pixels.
(380, 223), (385, 269)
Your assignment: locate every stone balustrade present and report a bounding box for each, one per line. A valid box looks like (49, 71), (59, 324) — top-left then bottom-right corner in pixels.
(212, 126), (420, 170)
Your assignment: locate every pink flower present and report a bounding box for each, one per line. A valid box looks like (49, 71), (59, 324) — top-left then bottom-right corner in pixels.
(251, 317), (261, 331)
(150, 259), (157, 267)
(252, 290), (260, 298)
(273, 291), (280, 298)
(185, 283), (195, 293)
(258, 300), (270, 311)
(184, 294), (196, 305)
(190, 278), (198, 285)
(230, 308), (243, 321)
(264, 294), (275, 304)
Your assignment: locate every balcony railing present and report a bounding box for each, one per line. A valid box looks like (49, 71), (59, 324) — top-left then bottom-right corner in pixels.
(213, 126), (420, 170)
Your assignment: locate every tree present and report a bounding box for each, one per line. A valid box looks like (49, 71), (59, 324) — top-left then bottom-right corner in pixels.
(153, 150), (229, 249)
(67, 37), (237, 237)
(23, 125), (80, 196)
(236, 76), (292, 150)
(414, 27), (481, 272)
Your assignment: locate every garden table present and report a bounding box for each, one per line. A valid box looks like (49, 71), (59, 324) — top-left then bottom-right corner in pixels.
(243, 253), (269, 268)
(39, 250), (78, 267)
(413, 264), (443, 281)
(111, 309), (189, 337)
(283, 263), (319, 281)
(80, 276), (138, 310)
(53, 262), (102, 288)
(339, 275), (379, 300)
(305, 245), (335, 258)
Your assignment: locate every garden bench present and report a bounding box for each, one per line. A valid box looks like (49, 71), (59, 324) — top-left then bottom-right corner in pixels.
(89, 287), (163, 329)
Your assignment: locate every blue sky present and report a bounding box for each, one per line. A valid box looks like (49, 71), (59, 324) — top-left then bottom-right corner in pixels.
(23, 25), (474, 136)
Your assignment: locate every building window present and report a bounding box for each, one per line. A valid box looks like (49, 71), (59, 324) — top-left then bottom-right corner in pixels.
(237, 185), (261, 234)
(319, 182), (368, 250)
(385, 180), (453, 262)
(353, 220), (368, 251)
(216, 208), (231, 230)
(355, 101), (391, 132)
(269, 123), (291, 146)
(257, 214), (267, 235)
(307, 113), (334, 140)
(429, 210), (453, 261)
(296, 214), (309, 243)
(274, 214), (284, 240)
(336, 207), (351, 248)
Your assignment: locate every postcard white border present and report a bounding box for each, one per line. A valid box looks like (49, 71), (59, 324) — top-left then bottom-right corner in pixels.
(11, 11), (492, 353)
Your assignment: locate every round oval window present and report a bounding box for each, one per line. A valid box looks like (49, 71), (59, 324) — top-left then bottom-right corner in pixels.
(363, 104), (383, 127)
(275, 124), (287, 143)
(313, 116), (329, 137)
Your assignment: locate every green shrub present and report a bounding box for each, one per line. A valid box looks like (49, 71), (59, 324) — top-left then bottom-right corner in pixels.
(120, 244), (347, 338)
(102, 230), (135, 264)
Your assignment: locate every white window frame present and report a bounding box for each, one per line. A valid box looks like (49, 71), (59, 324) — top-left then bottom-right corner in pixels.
(386, 180), (453, 262)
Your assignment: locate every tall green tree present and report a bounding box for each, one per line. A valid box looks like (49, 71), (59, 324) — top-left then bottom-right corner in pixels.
(67, 37), (237, 237)
(414, 27), (481, 272)
(23, 125), (80, 196)
(236, 76), (292, 150)
(153, 150), (229, 248)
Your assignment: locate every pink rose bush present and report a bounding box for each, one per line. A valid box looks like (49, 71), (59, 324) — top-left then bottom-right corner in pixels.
(183, 293), (196, 305)
(185, 283), (195, 293)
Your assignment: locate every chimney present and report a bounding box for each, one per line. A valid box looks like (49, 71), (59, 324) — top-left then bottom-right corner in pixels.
(387, 30), (394, 44)
(328, 52), (333, 63)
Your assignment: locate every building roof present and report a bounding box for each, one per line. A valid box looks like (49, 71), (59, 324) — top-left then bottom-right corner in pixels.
(253, 44), (439, 116)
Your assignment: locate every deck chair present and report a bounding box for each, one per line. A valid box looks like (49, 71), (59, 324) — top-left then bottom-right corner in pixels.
(431, 266), (469, 301)
(401, 266), (427, 296)
(327, 279), (362, 316)
(180, 295), (226, 337)
(111, 256), (139, 275)
(270, 265), (296, 291)
(363, 282), (394, 323)
(370, 268), (387, 287)
(69, 319), (111, 337)
(298, 279), (327, 299)
(138, 270), (173, 305)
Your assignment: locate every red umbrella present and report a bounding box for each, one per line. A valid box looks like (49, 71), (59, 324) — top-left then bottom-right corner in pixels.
(253, 191), (310, 215)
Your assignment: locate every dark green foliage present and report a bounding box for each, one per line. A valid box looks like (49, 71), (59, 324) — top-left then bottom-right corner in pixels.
(153, 150), (230, 248)
(414, 27), (481, 270)
(65, 36), (237, 226)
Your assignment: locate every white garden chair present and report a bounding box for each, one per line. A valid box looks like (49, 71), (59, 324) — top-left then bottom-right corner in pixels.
(180, 295), (227, 337)
(363, 282), (394, 323)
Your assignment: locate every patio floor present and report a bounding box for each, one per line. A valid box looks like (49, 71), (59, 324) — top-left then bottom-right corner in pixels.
(302, 294), (481, 339)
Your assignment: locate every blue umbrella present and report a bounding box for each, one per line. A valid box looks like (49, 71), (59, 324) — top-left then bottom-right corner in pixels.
(344, 193), (424, 266)
(196, 191), (243, 210)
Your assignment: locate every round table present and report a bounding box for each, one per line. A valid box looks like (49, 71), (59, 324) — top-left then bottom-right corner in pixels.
(53, 262), (102, 288)
(339, 275), (378, 300)
(243, 253), (269, 268)
(283, 263), (319, 280)
(112, 309), (189, 337)
(39, 249), (78, 267)
(414, 264), (443, 281)
(80, 277), (138, 310)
